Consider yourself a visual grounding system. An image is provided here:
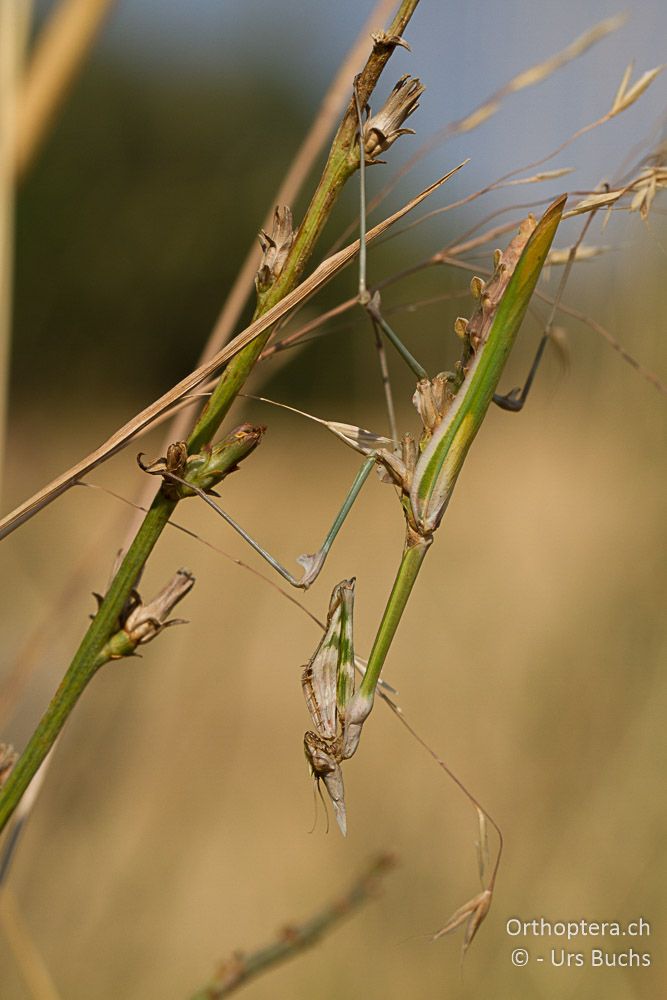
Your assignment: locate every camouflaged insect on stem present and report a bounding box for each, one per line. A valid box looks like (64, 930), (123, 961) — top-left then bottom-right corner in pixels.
(301, 579), (373, 835)
(351, 199), (565, 543)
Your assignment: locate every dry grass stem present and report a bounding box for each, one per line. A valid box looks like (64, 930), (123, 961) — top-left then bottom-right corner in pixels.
(189, 855), (396, 999)
(0, 0), (31, 500)
(436, 253), (667, 395)
(335, 14), (625, 247)
(14, 0), (116, 180)
(162, 0), (399, 451)
(1, 5), (665, 992)
(0, 166), (461, 541)
(263, 201), (662, 395)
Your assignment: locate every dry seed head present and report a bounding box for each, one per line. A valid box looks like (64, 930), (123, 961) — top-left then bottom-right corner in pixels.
(454, 316), (469, 340)
(546, 244), (608, 265)
(363, 75), (425, 163)
(413, 375), (451, 440)
(469, 275), (485, 300)
(165, 441), (188, 477)
(458, 103), (498, 133)
(611, 63), (663, 117)
(566, 165), (667, 220)
(433, 888), (493, 956)
(629, 166), (667, 221)
(413, 378), (439, 434)
(123, 568), (195, 646)
(630, 175), (655, 219)
(256, 206), (296, 292)
(475, 806), (490, 883)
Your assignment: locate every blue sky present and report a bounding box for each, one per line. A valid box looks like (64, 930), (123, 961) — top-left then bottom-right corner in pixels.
(94, 0), (666, 193)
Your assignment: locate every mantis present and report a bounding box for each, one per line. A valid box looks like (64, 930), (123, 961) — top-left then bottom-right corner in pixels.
(299, 194), (566, 834)
(130, 73), (566, 838)
(152, 183), (566, 835)
(0, 68), (564, 857)
(301, 579), (359, 836)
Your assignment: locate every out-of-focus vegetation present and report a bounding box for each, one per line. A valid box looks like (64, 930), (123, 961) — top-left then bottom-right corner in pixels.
(13, 62), (308, 399)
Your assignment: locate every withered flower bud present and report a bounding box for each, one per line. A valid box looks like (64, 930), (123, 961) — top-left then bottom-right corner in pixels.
(123, 569), (195, 645)
(256, 206), (296, 293)
(371, 31), (411, 53)
(363, 75), (424, 163)
(469, 275), (485, 300)
(140, 425), (265, 501)
(96, 569), (195, 664)
(164, 441), (188, 479)
(454, 316), (469, 340)
(412, 373), (454, 442)
(180, 423), (264, 496)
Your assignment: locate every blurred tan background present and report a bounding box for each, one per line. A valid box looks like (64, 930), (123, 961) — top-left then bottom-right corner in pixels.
(1, 2), (666, 998)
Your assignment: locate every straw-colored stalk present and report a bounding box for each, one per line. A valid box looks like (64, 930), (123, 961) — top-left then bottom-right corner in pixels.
(0, 0), (31, 501)
(14, 0), (116, 181)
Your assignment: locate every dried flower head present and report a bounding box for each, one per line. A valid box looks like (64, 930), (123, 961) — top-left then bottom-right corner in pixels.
(629, 164), (667, 220)
(122, 569), (195, 645)
(370, 31), (411, 53)
(363, 75), (425, 163)
(256, 206), (296, 292)
(433, 888), (493, 957)
(412, 373), (454, 443)
(95, 569), (195, 665)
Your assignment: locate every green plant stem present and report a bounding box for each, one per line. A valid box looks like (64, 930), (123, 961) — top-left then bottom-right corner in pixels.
(190, 854), (395, 1000)
(359, 530), (431, 700)
(0, 0), (421, 835)
(0, 495), (175, 832)
(188, 0), (420, 453)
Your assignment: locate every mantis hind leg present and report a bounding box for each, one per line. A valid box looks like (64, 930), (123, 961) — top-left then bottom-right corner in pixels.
(493, 331), (550, 412)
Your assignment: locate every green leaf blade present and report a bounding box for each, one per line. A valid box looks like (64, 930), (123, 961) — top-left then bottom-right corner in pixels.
(411, 195), (566, 535)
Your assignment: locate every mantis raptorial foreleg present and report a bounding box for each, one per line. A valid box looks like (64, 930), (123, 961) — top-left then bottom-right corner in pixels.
(135, 84), (459, 592)
(141, 452), (377, 590)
